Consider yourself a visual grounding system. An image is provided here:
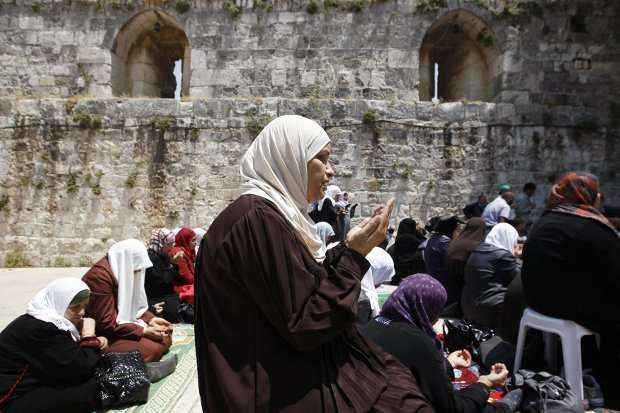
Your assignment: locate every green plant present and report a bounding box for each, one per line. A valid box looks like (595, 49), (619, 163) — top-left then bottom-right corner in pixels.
(78, 256), (93, 267)
(67, 173), (79, 193)
(4, 249), (31, 268)
(245, 109), (274, 138)
(95, 0), (103, 11)
(125, 172), (138, 189)
(152, 117), (172, 131)
(126, 0), (134, 10)
(111, 0), (121, 9)
(346, 0), (366, 12)
(19, 176), (30, 188)
(307, 0), (320, 14)
(31, 2), (42, 13)
(224, 0), (242, 18)
(169, 210), (180, 220)
(34, 180), (44, 190)
(363, 110), (378, 125)
(52, 256), (72, 267)
(415, 0), (445, 13)
(190, 183), (198, 198)
(175, 0), (191, 14)
(73, 109), (102, 129)
(77, 63), (92, 90)
(65, 96), (78, 114)
(253, 0), (273, 11)
(95, 170), (104, 179)
(92, 183), (102, 196)
(324, 0), (340, 8)
(0, 194), (9, 212)
(190, 128), (200, 141)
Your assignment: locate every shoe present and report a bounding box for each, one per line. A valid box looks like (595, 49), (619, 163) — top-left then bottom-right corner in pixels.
(495, 389), (523, 412)
(146, 354), (178, 383)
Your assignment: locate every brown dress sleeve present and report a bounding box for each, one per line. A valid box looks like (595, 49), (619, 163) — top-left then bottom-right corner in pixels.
(82, 258), (145, 342)
(224, 206), (370, 351)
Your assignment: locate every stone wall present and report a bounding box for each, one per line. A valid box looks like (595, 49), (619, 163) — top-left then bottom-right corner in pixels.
(0, 97), (618, 266)
(0, 0), (619, 265)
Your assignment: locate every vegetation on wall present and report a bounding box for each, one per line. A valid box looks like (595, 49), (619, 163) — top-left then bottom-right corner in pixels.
(4, 249), (31, 268)
(175, 0), (191, 14)
(415, 0), (446, 13)
(224, 0), (242, 18)
(245, 108), (274, 138)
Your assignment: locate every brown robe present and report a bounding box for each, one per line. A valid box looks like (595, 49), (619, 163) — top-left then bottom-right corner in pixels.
(195, 195), (433, 412)
(82, 257), (171, 362)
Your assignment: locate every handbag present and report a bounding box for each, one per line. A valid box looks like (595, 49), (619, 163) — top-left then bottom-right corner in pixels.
(94, 350), (150, 409)
(443, 319), (494, 364)
(517, 370), (584, 413)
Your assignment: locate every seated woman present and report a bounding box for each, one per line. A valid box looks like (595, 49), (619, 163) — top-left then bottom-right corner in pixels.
(315, 221), (336, 247)
(363, 274), (521, 413)
(522, 172), (620, 408)
(195, 115), (432, 412)
(424, 215), (460, 280)
(461, 223), (521, 330)
(145, 228), (183, 323)
(82, 239), (173, 362)
(443, 218), (486, 314)
(387, 218), (426, 285)
(169, 227), (197, 307)
(357, 246), (396, 325)
(0, 278), (106, 413)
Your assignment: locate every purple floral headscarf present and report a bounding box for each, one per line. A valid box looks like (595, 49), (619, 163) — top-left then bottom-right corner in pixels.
(380, 274), (447, 350)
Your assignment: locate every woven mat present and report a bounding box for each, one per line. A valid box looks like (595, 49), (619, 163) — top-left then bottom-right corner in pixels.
(110, 324), (201, 412)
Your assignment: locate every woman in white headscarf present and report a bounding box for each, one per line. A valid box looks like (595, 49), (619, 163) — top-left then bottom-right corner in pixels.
(82, 239), (173, 362)
(461, 223), (521, 329)
(357, 247), (396, 324)
(315, 221), (336, 247)
(0, 278), (106, 412)
(195, 115), (432, 413)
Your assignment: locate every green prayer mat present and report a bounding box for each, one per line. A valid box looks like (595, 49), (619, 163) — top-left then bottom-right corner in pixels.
(109, 324), (199, 412)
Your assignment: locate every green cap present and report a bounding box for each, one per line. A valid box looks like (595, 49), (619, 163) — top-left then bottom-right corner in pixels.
(498, 183), (512, 193)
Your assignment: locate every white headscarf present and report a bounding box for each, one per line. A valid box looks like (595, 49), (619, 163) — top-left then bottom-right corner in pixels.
(358, 247), (395, 317)
(318, 185), (342, 211)
(194, 228), (206, 242)
(315, 222), (335, 247)
(240, 115), (331, 262)
(485, 223), (519, 253)
(27, 277), (90, 341)
(108, 239), (153, 326)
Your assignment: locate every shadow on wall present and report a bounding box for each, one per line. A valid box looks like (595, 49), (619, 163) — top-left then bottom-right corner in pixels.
(111, 9), (191, 98)
(419, 9), (501, 102)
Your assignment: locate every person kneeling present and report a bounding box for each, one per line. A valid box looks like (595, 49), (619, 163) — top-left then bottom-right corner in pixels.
(0, 278), (106, 413)
(363, 274), (522, 413)
(82, 239), (173, 363)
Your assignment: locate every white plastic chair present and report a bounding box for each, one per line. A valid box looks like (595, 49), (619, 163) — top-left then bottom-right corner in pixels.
(514, 308), (597, 405)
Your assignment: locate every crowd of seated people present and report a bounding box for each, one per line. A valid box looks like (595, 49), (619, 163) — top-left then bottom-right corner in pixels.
(0, 226), (203, 412)
(1, 114), (619, 412)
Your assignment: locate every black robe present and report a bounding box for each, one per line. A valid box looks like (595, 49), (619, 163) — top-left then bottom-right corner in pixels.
(195, 195), (433, 412)
(0, 314), (100, 412)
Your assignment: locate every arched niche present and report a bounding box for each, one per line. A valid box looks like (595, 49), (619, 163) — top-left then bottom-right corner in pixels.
(111, 10), (191, 98)
(419, 10), (501, 102)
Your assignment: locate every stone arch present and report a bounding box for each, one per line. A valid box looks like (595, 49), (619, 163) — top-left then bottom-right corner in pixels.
(419, 10), (501, 102)
(111, 10), (191, 98)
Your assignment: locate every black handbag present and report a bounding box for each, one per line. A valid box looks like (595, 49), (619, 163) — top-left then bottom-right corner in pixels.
(517, 370), (584, 413)
(443, 319), (494, 364)
(94, 350), (150, 409)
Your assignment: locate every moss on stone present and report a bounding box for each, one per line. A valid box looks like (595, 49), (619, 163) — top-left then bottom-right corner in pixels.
(224, 1), (242, 19)
(175, 0), (191, 14)
(4, 249), (31, 268)
(307, 0), (320, 14)
(363, 110), (378, 125)
(415, 0), (446, 13)
(67, 173), (79, 193)
(52, 256), (72, 267)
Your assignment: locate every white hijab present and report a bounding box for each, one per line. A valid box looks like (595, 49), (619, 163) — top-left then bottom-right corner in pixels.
(360, 247), (395, 317)
(315, 222), (335, 247)
(241, 115), (330, 262)
(108, 239), (153, 326)
(318, 185), (342, 211)
(485, 223), (519, 253)
(27, 277), (89, 341)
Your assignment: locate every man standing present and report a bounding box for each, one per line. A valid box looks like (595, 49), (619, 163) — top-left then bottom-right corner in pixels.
(463, 194), (488, 219)
(514, 182), (537, 223)
(482, 184), (515, 229)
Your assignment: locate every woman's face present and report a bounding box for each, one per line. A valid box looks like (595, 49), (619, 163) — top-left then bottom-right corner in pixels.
(64, 299), (89, 327)
(306, 144), (334, 202)
(189, 236), (197, 250)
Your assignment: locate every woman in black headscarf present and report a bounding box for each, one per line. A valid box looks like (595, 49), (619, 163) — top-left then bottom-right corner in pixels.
(443, 218), (486, 312)
(388, 218), (427, 285)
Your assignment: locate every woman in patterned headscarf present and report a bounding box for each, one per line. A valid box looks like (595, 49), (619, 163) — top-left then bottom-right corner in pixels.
(145, 228), (182, 323)
(523, 172), (620, 408)
(363, 274), (518, 413)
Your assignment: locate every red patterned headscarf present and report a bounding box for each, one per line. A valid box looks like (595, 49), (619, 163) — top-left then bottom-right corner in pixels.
(175, 227), (197, 262)
(546, 172), (615, 232)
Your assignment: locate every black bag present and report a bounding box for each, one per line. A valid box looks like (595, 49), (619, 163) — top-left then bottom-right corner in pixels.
(443, 319), (494, 363)
(518, 370), (584, 413)
(94, 350), (150, 409)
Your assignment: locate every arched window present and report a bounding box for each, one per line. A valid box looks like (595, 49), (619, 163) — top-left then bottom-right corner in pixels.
(419, 10), (500, 102)
(111, 10), (190, 98)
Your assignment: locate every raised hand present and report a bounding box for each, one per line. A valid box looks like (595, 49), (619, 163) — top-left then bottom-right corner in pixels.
(345, 199), (395, 256)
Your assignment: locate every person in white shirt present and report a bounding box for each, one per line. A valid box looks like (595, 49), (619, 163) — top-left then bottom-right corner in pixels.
(482, 184), (515, 228)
